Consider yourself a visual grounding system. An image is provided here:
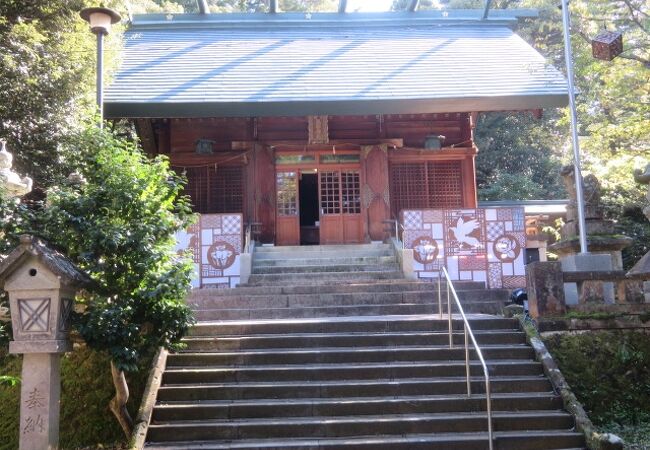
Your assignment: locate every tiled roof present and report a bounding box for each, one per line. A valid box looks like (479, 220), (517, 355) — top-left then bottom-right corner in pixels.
(104, 11), (568, 118)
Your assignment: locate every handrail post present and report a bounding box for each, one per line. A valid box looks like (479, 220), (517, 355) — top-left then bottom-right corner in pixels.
(486, 372), (494, 450)
(438, 270), (442, 320)
(447, 282), (453, 349)
(465, 323), (471, 397)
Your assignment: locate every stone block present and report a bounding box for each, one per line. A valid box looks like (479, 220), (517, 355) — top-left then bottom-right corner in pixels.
(239, 253), (252, 285)
(503, 304), (524, 318)
(560, 219), (621, 241)
(525, 261), (566, 319)
(400, 248), (417, 280)
(561, 253), (614, 305)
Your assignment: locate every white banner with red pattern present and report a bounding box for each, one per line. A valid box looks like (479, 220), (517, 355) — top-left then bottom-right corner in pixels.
(401, 208), (526, 289)
(174, 214), (243, 289)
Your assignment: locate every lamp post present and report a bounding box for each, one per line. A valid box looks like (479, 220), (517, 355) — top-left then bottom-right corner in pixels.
(80, 7), (121, 128)
(560, 0), (589, 254)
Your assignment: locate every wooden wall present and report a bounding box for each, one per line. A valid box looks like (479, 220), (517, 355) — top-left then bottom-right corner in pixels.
(142, 113), (476, 243)
(148, 113), (471, 159)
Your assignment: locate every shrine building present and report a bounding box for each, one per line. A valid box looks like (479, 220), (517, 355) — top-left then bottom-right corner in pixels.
(104, 9), (568, 289)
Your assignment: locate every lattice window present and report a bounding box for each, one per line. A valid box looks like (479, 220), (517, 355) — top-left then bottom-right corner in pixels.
(175, 165), (244, 214)
(320, 171), (341, 215)
(428, 161), (463, 208)
(211, 166), (244, 213)
(389, 163), (428, 214)
(277, 172), (298, 216)
(182, 167), (211, 213)
(341, 171), (361, 214)
(390, 161), (463, 215)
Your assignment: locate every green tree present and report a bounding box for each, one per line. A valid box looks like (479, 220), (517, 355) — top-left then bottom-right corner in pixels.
(474, 112), (566, 200)
(27, 124), (196, 436)
(0, 1), (100, 187)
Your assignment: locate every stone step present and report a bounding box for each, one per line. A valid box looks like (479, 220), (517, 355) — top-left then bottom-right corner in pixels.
(253, 250), (395, 261)
(187, 280), (489, 298)
(188, 289), (509, 310)
(254, 244), (392, 253)
(162, 360), (543, 384)
(253, 255), (397, 267)
(187, 316), (519, 336)
(147, 411), (574, 442)
(152, 392), (564, 421)
(191, 302), (505, 320)
(251, 263), (400, 275)
(145, 430), (585, 449)
(181, 330), (526, 350)
(245, 270), (405, 285)
(156, 376), (553, 402)
(166, 345), (534, 367)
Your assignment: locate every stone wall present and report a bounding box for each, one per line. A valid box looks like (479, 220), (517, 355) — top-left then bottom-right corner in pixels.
(401, 208), (527, 289)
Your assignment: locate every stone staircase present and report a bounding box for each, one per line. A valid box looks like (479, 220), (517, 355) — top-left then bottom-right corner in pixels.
(190, 243), (508, 320)
(143, 244), (585, 449)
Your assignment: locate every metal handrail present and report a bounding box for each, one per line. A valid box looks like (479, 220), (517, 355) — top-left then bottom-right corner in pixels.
(391, 216), (405, 249)
(438, 267), (494, 450)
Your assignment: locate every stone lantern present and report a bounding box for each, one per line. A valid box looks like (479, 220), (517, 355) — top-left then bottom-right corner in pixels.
(0, 235), (90, 450)
(592, 30), (623, 61)
(0, 140), (33, 198)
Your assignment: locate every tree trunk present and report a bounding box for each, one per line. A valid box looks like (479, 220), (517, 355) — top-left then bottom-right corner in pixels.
(109, 361), (133, 438)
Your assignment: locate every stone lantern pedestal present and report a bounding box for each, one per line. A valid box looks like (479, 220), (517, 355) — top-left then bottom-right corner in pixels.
(0, 236), (89, 450)
(550, 167), (632, 304)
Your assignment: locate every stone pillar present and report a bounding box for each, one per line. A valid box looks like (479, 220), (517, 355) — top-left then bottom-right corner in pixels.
(10, 348), (68, 449)
(0, 236), (90, 450)
(526, 261), (566, 319)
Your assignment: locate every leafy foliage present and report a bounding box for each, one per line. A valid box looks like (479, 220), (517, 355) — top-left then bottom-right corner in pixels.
(10, 125), (196, 372)
(544, 331), (650, 425)
(0, 0), (98, 187)
(474, 112), (566, 200)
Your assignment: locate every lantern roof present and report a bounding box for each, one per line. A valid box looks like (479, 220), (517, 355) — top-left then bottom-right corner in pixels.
(0, 236), (91, 288)
(104, 10), (569, 118)
(627, 251), (650, 280)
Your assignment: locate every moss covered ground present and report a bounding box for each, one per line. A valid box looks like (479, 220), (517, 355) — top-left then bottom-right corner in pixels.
(0, 346), (149, 450)
(544, 331), (650, 449)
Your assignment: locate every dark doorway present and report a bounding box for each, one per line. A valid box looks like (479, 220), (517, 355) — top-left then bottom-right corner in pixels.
(299, 172), (319, 245)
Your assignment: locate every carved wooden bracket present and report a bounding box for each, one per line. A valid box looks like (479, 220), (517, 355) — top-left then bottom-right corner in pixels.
(308, 115), (329, 144)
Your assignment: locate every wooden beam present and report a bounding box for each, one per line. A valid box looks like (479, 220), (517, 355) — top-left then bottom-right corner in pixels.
(407, 0), (419, 12)
(269, 0), (278, 13)
(197, 0), (210, 14)
(338, 0), (347, 13)
(231, 138), (404, 151)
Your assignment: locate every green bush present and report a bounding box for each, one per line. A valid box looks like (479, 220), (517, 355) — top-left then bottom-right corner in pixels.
(0, 346), (149, 450)
(544, 331), (650, 425)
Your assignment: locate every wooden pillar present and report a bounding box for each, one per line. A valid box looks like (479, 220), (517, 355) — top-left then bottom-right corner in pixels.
(462, 154), (478, 208)
(253, 144), (276, 243)
(361, 145), (390, 241)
